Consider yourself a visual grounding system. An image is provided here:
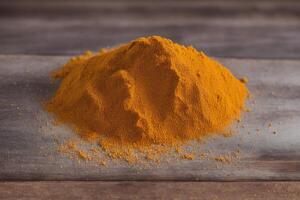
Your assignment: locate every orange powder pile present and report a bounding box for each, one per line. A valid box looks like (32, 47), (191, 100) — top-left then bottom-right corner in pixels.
(46, 36), (249, 162)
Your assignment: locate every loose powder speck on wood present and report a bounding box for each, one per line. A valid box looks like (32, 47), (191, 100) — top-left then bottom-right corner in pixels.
(45, 36), (249, 163)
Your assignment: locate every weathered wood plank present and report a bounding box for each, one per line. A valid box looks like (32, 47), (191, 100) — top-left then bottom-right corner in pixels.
(0, 181), (299, 200)
(0, 0), (300, 58)
(0, 55), (300, 181)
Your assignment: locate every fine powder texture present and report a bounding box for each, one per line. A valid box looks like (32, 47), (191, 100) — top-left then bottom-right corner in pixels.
(46, 36), (249, 160)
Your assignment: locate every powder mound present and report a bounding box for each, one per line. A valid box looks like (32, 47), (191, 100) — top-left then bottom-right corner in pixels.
(46, 36), (248, 150)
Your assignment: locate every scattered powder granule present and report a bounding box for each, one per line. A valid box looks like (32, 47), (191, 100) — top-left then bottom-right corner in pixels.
(239, 77), (249, 84)
(98, 160), (107, 166)
(77, 150), (90, 160)
(199, 152), (208, 159)
(182, 153), (196, 160)
(245, 108), (251, 112)
(214, 155), (232, 163)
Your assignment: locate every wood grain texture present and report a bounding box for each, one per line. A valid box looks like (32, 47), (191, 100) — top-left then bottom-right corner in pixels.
(0, 55), (299, 181)
(0, 181), (300, 200)
(0, 0), (300, 58)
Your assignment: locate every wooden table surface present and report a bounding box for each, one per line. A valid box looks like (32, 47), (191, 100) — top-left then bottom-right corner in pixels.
(0, 0), (300, 199)
(1, 55), (300, 181)
(1, 0), (300, 59)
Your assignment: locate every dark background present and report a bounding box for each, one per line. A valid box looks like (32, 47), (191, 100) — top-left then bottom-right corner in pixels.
(1, 0), (300, 59)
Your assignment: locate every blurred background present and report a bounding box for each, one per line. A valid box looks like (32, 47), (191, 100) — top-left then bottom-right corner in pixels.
(0, 0), (299, 59)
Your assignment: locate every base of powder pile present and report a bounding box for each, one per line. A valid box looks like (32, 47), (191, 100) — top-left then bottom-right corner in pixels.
(38, 92), (260, 167)
(55, 128), (241, 166)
